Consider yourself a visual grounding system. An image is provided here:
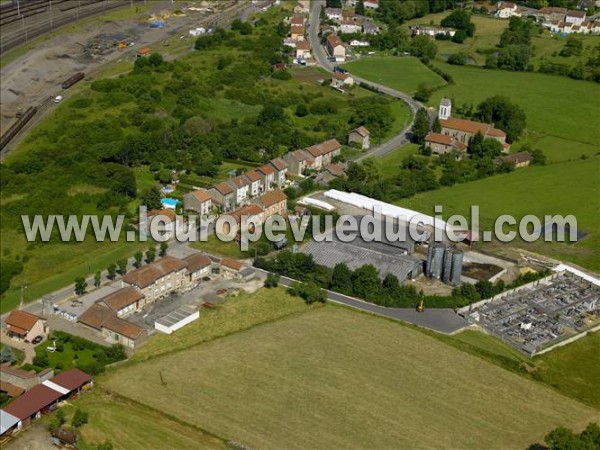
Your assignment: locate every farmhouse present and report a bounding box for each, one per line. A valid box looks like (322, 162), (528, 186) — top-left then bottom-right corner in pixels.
(78, 303), (145, 349)
(122, 256), (189, 302)
(220, 258), (244, 279)
(566, 10), (586, 25)
(255, 189), (288, 218)
(228, 174), (251, 206)
(269, 157), (288, 188)
(257, 164), (276, 191)
(326, 34), (346, 61)
(284, 149), (313, 176)
(289, 14), (305, 26)
(331, 72), (355, 90)
(348, 126), (371, 150)
(184, 253), (212, 288)
(98, 287), (145, 318)
(4, 310), (47, 342)
(244, 169), (263, 197)
(538, 6), (568, 22)
(290, 25), (305, 41)
(424, 132), (467, 154)
(183, 189), (212, 216)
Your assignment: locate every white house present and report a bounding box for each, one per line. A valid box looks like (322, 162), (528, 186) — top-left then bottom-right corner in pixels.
(295, 40), (311, 59)
(364, 0), (379, 9)
(495, 2), (520, 19)
(325, 7), (342, 21)
(228, 175), (251, 206)
(331, 72), (355, 90)
(340, 19), (362, 34)
(326, 34), (346, 61)
(566, 10), (586, 25)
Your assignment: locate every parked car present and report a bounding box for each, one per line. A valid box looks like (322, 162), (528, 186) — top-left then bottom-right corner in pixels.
(32, 335), (43, 344)
(53, 95), (63, 103)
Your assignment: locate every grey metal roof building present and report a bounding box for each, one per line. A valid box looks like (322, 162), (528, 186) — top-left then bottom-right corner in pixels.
(302, 239), (422, 282)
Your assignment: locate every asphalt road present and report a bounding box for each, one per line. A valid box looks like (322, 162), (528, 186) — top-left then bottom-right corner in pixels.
(307, 0), (423, 161)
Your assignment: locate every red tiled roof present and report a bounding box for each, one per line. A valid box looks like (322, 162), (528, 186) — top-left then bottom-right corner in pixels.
(4, 384), (61, 420)
(221, 258), (243, 271)
(214, 182), (234, 196)
(183, 253), (212, 272)
(327, 34), (343, 47)
(147, 209), (176, 223)
(425, 132), (453, 146)
(101, 287), (144, 312)
(291, 149), (310, 161)
(259, 189), (287, 208)
(296, 40), (310, 50)
(0, 380), (25, 397)
(78, 303), (113, 330)
(5, 310), (42, 333)
(333, 72), (349, 81)
(306, 139), (342, 157)
(270, 157), (288, 171)
(189, 189), (211, 203)
(440, 118), (506, 139)
(352, 126), (370, 137)
(229, 204), (264, 224)
(290, 25), (305, 35)
(566, 10), (585, 18)
(290, 15), (304, 25)
(258, 164), (275, 175)
(102, 316), (145, 340)
(122, 256), (187, 289)
(500, 151), (531, 164)
(245, 169), (262, 182)
(50, 369), (92, 392)
(229, 175), (250, 189)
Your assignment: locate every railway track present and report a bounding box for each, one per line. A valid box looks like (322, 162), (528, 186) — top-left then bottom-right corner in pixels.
(0, 0), (145, 55)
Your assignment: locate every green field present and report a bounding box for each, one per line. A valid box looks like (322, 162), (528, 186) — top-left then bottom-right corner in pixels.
(51, 391), (225, 450)
(105, 306), (599, 449)
(400, 158), (600, 271)
(343, 56), (446, 93)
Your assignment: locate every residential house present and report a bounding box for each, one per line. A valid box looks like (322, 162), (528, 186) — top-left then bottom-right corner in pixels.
(290, 14), (305, 26)
(325, 7), (342, 21)
(315, 162), (347, 185)
(255, 189), (288, 219)
(304, 139), (342, 170)
(146, 209), (180, 240)
(350, 39), (370, 47)
(78, 303), (144, 349)
(566, 10), (586, 24)
(348, 126), (370, 150)
(362, 20), (380, 35)
(122, 256), (189, 303)
(538, 6), (568, 23)
(98, 287), (145, 318)
(410, 25), (456, 38)
(4, 310), (47, 342)
(220, 258), (244, 279)
(183, 253), (212, 288)
(183, 189), (212, 217)
(326, 34), (346, 61)
(495, 2), (520, 18)
(245, 169), (263, 197)
(222, 204), (264, 236)
(210, 181), (235, 212)
(228, 174), (251, 206)
(290, 25), (305, 41)
(340, 19), (362, 34)
(295, 40), (311, 59)
(497, 151), (532, 168)
(269, 157), (288, 188)
(283, 149), (313, 176)
(0, 365), (53, 391)
(424, 132), (467, 155)
(283, 37), (298, 48)
(294, 0), (310, 13)
(257, 164), (276, 191)
(364, 0), (379, 8)
(331, 72), (355, 90)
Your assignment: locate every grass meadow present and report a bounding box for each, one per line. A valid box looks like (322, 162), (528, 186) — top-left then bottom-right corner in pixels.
(105, 306), (599, 450)
(342, 56), (447, 93)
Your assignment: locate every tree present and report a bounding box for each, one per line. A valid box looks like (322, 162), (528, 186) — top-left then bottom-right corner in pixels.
(413, 83), (431, 102)
(107, 263), (117, 280)
(410, 35), (437, 63)
(140, 186), (162, 210)
(497, 44), (531, 72)
(441, 10), (475, 37)
(71, 409), (89, 429)
(355, 0), (365, 15)
(330, 263), (354, 295)
(451, 29), (467, 44)
(148, 53), (164, 67)
(411, 108), (430, 144)
(159, 242), (168, 257)
(258, 103), (285, 125)
(117, 258), (128, 276)
(94, 270), (101, 288)
(448, 52), (467, 65)
(74, 277), (87, 296)
(134, 251), (143, 268)
(55, 409), (66, 426)
(295, 103), (309, 117)
(530, 148), (546, 165)
(351, 264), (380, 300)
(452, 283), (480, 303)
(264, 273), (280, 288)
(146, 247), (156, 263)
(288, 281), (327, 304)
(97, 440), (114, 450)
(476, 96), (527, 143)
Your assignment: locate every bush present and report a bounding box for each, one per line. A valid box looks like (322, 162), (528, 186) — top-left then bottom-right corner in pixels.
(295, 103), (309, 117)
(448, 52), (467, 65)
(272, 69), (292, 80)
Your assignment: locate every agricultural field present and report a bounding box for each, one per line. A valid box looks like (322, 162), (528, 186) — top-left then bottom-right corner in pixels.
(400, 158), (600, 272)
(342, 56), (446, 93)
(105, 306), (599, 449)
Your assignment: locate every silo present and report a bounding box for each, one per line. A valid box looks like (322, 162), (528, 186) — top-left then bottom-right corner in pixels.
(442, 248), (454, 284)
(426, 243), (445, 279)
(450, 249), (464, 285)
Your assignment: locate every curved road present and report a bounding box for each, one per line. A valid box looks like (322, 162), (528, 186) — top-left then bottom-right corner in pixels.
(307, 0), (423, 161)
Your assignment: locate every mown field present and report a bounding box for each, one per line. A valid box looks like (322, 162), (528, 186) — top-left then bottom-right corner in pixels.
(343, 56), (446, 93)
(105, 306), (599, 450)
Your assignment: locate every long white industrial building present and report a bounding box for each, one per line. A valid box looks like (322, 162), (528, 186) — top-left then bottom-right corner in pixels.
(324, 190), (451, 232)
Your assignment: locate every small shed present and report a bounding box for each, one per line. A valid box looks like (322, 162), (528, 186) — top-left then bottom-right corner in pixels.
(137, 47), (151, 57)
